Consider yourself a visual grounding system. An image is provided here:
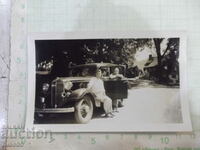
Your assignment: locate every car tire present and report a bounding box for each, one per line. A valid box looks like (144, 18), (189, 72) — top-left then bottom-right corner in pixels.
(118, 99), (124, 107)
(75, 95), (93, 124)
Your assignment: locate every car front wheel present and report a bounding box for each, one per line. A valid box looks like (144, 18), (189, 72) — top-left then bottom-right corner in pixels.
(75, 95), (93, 124)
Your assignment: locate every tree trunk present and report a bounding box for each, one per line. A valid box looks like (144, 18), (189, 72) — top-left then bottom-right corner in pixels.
(153, 38), (163, 82)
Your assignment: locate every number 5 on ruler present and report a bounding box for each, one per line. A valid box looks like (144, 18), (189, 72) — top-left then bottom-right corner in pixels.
(161, 137), (170, 144)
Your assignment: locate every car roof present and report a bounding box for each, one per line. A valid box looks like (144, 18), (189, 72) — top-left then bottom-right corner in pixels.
(70, 63), (124, 68)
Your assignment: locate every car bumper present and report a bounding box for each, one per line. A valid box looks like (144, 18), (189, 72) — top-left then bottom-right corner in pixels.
(35, 107), (75, 113)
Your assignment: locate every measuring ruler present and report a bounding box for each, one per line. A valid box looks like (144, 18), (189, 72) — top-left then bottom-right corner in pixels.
(4, 129), (200, 148)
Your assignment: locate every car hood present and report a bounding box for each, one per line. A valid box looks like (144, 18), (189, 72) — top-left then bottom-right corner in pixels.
(52, 76), (93, 83)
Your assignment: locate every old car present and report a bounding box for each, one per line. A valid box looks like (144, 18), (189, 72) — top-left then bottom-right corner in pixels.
(35, 63), (128, 123)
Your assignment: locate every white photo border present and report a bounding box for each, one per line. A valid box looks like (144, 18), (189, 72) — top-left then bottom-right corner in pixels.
(25, 31), (192, 132)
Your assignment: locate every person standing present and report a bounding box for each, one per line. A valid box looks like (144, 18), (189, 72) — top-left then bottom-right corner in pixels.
(110, 67), (124, 112)
(110, 67), (124, 80)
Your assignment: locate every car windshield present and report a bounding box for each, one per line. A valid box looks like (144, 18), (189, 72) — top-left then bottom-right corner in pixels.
(69, 66), (97, 77)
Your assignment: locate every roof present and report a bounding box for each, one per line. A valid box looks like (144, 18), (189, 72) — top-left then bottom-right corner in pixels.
(144, 57), (158, 68)
(70, 63), (124, 68)
(53, 76), (92, 82)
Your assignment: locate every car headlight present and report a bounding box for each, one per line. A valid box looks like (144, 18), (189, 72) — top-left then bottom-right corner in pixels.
(64, 81), (73, 90)
(42, 83), (50, 92)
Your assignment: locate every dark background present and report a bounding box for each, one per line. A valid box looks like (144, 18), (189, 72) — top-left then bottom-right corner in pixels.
(35, 38), (180, 84)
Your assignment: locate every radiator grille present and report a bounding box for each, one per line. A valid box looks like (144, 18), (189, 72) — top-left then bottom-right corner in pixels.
(51, 81), (64, 107)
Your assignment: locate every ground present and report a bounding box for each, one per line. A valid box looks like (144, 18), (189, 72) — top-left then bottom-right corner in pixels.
(35, 80), (182, 130)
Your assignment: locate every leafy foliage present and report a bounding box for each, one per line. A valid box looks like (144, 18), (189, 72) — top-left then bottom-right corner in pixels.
(152, 38), (179, 84)
(82, 39), (152, 67)
(36, 38), (180, 85)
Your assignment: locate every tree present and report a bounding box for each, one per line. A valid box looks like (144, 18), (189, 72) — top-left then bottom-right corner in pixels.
(153, 38), (164, 81)
(153, 38), (179, 84)
(82, 39), (152, 67)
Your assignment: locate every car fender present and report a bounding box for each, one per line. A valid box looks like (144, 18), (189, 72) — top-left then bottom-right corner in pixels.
(69, 88), (100, 107)
(69, 88), (87, 100)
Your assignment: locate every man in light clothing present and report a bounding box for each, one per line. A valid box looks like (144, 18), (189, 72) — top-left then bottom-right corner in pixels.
(86, 69), (114, 117)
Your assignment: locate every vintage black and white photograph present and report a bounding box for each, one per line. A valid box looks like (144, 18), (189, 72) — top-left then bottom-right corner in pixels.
(26, 32), (191, 132)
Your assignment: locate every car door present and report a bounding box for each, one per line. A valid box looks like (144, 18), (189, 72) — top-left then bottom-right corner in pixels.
(101, 66), (128, 100)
